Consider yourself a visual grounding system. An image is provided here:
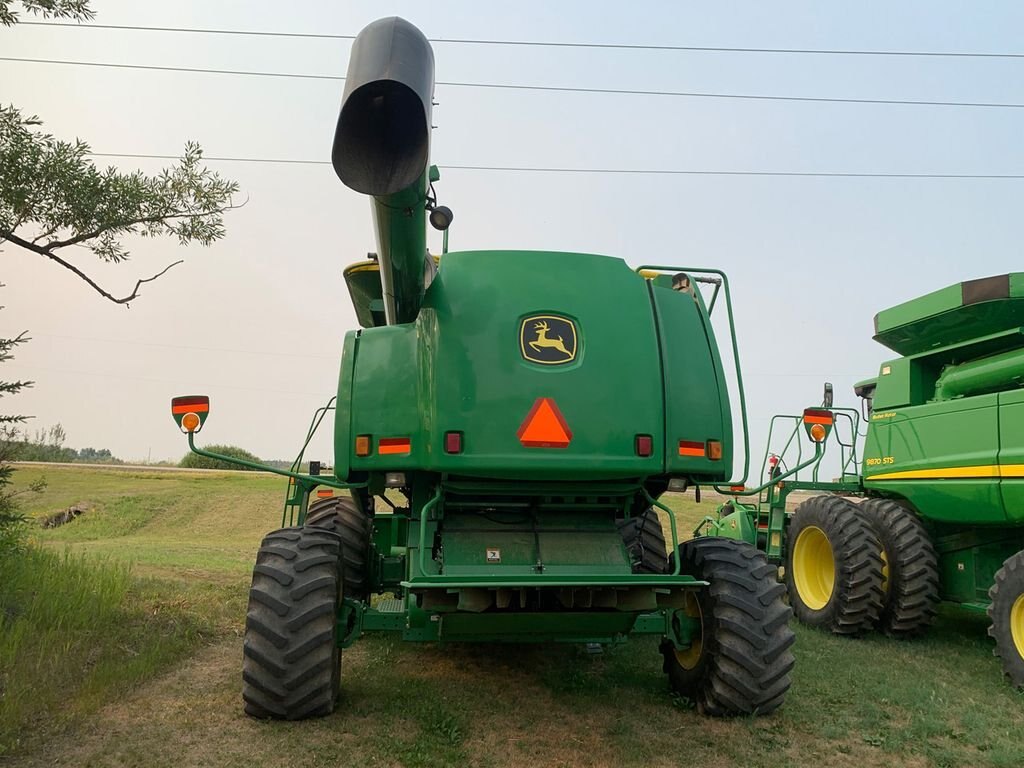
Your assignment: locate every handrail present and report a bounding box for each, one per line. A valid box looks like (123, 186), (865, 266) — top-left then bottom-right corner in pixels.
(643, 488), (682, 576)
(416, 486), (445, 578)
(186, 431), (367, 491)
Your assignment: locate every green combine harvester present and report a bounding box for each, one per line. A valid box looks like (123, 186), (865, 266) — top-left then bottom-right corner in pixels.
(706, 274), (1024, 688)
(169, 17), (794, 719)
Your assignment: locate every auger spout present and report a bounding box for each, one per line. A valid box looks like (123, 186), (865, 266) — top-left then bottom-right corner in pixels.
(331, 16), (435, 324)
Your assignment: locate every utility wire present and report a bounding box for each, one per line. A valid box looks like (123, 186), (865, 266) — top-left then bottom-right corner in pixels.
(3, 56), (1024, 110)
(86, 153), (1024, 180)
(13, 330), (336, 360)
(17, 21), (1024, 60)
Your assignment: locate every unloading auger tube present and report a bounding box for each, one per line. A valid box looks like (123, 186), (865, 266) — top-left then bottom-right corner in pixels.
(331, 16), (437, 325)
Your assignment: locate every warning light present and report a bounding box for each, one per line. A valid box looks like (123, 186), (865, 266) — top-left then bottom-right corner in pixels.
(803, 408), (833, 442)
(635, 434), (653, 457)
(707, 440), (723, 461)
(170, 395), (209, 434)
(379, 437), (412, 455)
(678, 440), (705, 458)
(355, 435), (371, 457)
(517, 397), (572, 448)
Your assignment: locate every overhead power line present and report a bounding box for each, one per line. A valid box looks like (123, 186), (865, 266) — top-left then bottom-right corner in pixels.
(18, 21), (1024, 60)
(3, 56), (1024, 110)
(87, 153), (1024, 179)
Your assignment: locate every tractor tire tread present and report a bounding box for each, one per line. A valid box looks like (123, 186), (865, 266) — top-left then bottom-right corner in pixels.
(242, 526), (342, 720)
(859, 498), (940, 637)
(786, 495), (885, 635)
(987, 549), (1024, 689)
(664, 537), (795, 717)
(617, 512), (668, 574)
(305, 496), (372, 600)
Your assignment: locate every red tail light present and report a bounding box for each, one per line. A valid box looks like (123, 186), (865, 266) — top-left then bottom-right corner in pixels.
(445, 431), (463, 454)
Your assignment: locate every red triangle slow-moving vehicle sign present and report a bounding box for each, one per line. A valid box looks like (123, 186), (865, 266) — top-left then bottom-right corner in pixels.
(517, 397), (572, 448)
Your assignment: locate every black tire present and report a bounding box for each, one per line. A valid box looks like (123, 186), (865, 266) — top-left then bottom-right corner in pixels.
(987, 549), (1024, 689)
(858, 498), (940, 636)
(305, 495), (372, 601)
(242, 527), (342, 720)
(785, 495), (884, 635)
(661, 537), (795, 716)
(617, 510), (668, 574)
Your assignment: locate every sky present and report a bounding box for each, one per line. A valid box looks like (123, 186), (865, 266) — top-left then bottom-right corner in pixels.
(1, 1), (1023, 475)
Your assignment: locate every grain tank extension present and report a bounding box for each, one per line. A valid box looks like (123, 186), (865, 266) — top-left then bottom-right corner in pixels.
(170, 16), (794, 719)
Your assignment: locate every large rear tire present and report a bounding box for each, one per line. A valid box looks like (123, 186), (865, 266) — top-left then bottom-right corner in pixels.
(617, 510), (668, 574)
(858, 498), (940, 636)
(785, 495), (884, 635)
(242, 527), (342, 720)
(305, 495), (372, 601)
(988, 549), (1024, 689)
(661, 537), (795, 716)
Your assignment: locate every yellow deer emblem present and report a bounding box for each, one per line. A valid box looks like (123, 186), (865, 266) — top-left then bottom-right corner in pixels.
(529, 320), (571, 357)
(520, 314), (578, 365)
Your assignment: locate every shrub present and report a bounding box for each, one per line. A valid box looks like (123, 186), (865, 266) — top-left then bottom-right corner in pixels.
(179, 444), (261, 471)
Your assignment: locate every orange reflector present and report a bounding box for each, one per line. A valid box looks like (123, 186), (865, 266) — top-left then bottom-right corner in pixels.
(707, 440), (723, 461)
(730, 485), (745, 493)
(809, 423), (827, 442)
(171, 396), (209, 415)
(355, 435), (371, 457)
(517, 397), (572, 448)
(803, 409), (833, 426)
(379, 437), (411, 455)
(316, 489), (334, 498)
(678, 440), (705, 458)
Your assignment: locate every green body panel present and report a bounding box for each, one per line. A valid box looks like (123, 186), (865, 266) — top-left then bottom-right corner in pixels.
(863, 394), (1005, 523)
(335, 250), (731, 483)
(999, 388), (1024, 517)
(650, 279), (733, 476)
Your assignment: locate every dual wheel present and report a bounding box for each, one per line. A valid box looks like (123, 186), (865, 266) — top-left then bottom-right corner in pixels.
(242, 495), (371, 720)
(787, 495), (1024, 689)
(786, 495), (939, 637)
(620, 514), (795, 715)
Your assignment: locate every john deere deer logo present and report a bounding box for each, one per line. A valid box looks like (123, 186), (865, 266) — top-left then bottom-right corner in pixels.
(519, 315), (578, 365)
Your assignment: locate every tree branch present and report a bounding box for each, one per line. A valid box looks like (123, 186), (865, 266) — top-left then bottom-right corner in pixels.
(1, 231), (184, 305)
(40, 204), (241, 251)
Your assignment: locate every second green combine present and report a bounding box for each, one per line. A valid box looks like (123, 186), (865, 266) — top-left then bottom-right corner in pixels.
(705, 273), (1024, 688)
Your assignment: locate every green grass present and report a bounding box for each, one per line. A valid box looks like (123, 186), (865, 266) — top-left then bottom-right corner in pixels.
(3, 466), (1024, 767)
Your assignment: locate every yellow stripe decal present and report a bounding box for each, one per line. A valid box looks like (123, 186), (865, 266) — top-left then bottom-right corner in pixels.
(867, 464), (1024, 481)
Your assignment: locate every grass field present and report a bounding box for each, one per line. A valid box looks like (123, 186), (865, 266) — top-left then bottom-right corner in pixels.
(2, 465), (1024, 767)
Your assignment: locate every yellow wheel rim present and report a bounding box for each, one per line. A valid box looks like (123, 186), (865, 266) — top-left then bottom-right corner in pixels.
(674, 592), (704, 670)
(880, 549), (890, 595)
(792, 525), (835, 611)
(1011, 594), (1024, 659)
